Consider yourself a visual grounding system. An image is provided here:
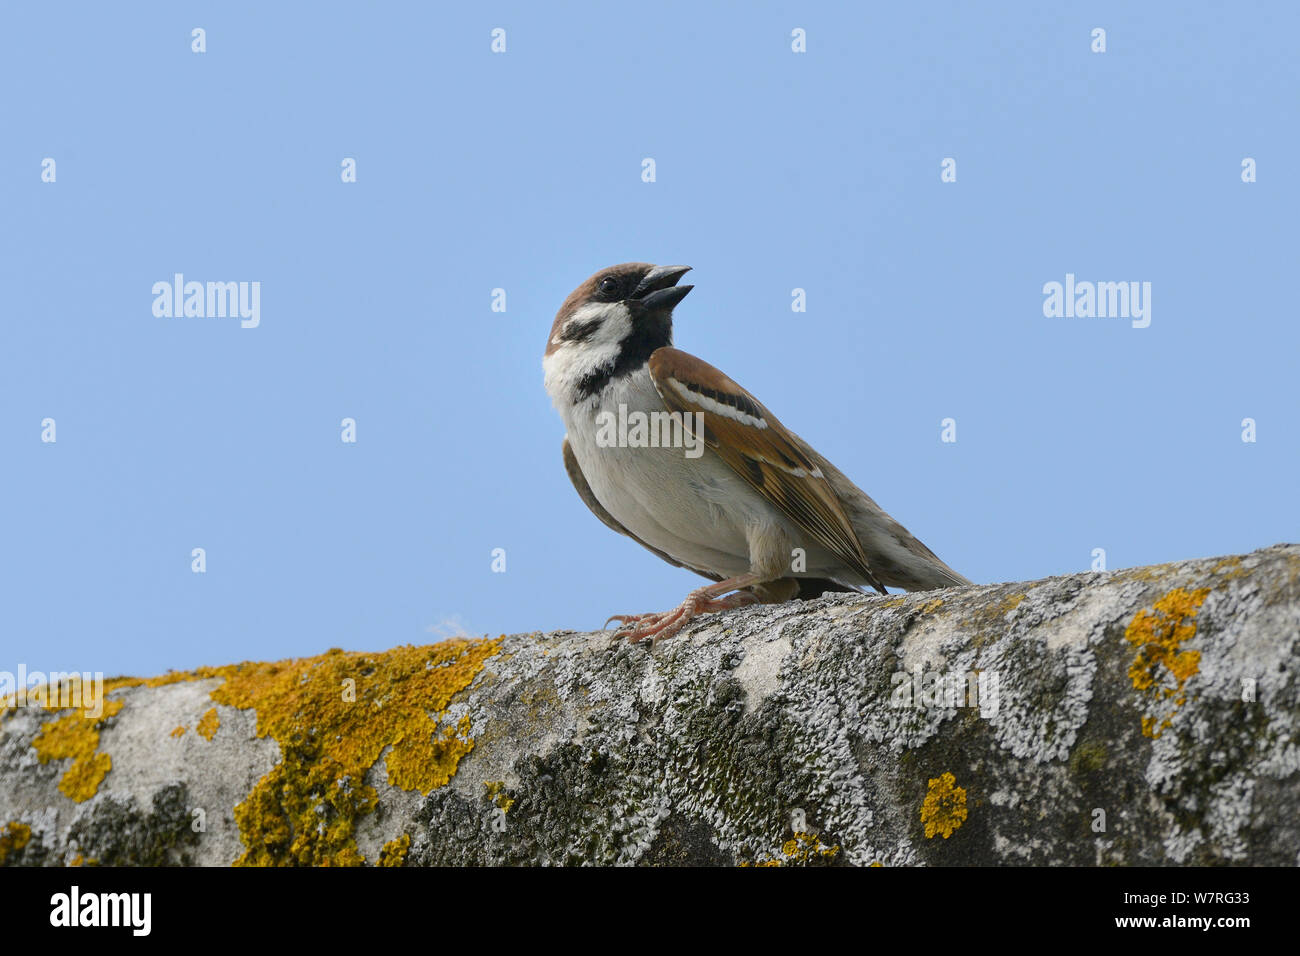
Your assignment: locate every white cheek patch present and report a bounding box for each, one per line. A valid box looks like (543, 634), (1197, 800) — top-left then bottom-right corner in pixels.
(550, 301), (631, 347)
(543, 302), (633, 399)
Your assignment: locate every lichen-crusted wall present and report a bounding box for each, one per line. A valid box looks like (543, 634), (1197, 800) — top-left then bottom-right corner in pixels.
(1, 544), (1298, 866)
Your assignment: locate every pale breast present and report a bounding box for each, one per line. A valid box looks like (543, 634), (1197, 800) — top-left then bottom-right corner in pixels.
(562, 368), (759, 577)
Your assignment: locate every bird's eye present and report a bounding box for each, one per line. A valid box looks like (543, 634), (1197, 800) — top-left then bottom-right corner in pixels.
(598, 276), (620, 296)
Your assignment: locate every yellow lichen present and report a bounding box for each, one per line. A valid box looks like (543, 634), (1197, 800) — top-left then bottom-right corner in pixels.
(1125, 587), (1210, 738)
(13, 669), (250, 803)
(196, 708), (220, 741)
(483, 780), (515, 814)
(378, 834), (411, 867)
(31, 699), (124, 802)
(59, 753), (113, 802)
(208, 638), (502, 866)
(920, 598), (945, 614)
(18, 639), (502, 865)
(1208, 556), (1247, 580)
(1123, 562), (1176, 584)
(0, 822), (32, 865)
(997, 593), (1025, 614)
(742, 831), (840, 866)
(962, 591), (1031, 643)
(921, 772), (968, 839)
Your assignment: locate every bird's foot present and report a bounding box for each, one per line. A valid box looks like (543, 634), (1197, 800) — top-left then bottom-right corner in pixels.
(605, 586), (760, 644)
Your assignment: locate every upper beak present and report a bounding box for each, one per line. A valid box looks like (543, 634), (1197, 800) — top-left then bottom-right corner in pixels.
(632, 264), (693, 310)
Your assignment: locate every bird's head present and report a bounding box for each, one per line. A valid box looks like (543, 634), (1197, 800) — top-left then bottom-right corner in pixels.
(543, 263), (693, 403)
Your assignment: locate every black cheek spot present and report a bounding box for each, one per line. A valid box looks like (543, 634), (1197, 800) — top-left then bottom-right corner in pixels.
(560, 319), (600, 343)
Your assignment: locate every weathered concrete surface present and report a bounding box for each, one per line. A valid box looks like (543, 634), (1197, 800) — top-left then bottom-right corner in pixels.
(2, 544), (1298, 866)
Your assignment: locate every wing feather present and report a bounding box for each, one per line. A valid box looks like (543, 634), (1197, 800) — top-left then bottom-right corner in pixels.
(647, 348), (885, 593)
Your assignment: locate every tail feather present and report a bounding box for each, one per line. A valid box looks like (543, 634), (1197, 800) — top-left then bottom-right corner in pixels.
(786, 431), (972, 592)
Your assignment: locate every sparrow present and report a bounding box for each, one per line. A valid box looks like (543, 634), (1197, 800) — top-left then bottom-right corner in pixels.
(543, 262), (971, 643)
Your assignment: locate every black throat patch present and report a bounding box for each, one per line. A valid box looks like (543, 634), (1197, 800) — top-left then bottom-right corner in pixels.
(573, 311), (672, 400)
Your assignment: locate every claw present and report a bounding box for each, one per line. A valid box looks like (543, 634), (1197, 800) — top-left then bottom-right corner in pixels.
(602, 576), (766, 645)
(621, 604), (694, 644)
(603, 613), (647, 630)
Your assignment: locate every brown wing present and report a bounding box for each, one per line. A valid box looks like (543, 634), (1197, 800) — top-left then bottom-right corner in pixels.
(647, 348), (886, 594)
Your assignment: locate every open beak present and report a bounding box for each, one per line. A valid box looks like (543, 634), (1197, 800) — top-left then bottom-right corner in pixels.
(632, 264), (693, 311)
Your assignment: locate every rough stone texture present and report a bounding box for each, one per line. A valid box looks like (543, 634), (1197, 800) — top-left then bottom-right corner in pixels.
(2, 544), (1298, 867)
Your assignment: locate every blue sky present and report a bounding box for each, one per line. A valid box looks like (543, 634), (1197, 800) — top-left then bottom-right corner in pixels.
(2, 2), (1296, 677)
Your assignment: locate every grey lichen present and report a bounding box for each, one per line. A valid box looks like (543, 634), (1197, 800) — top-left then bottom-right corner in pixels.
(2, 543), (1298, 865)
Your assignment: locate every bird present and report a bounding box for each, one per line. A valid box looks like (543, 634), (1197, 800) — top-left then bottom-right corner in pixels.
(543, 262), (971, 643)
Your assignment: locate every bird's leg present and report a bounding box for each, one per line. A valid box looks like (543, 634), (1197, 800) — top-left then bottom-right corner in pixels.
(606, 573), (767, 644)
